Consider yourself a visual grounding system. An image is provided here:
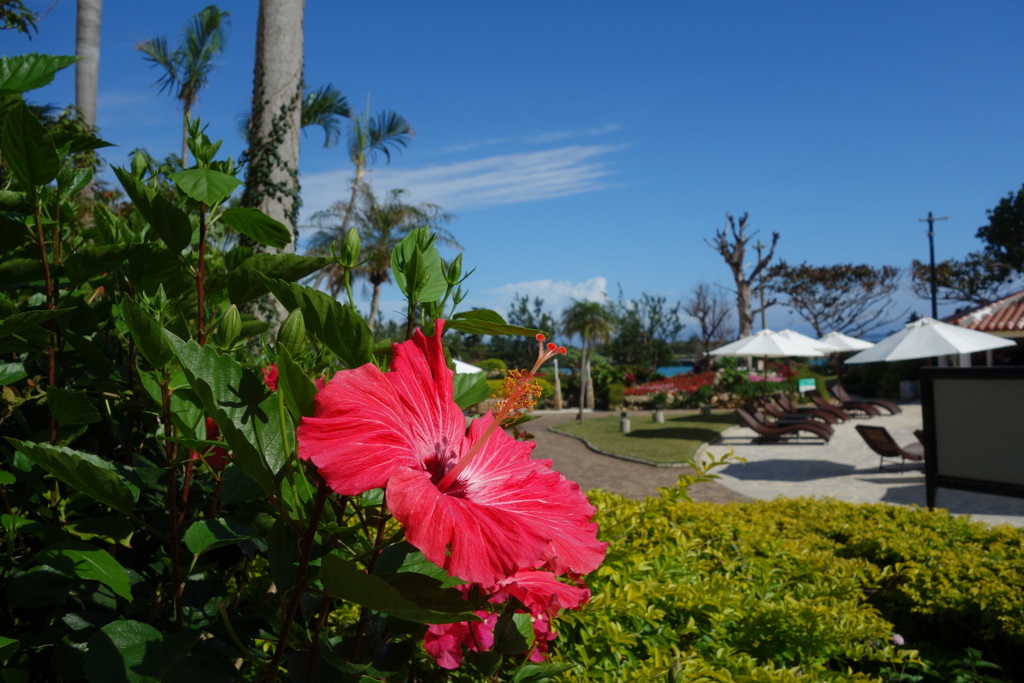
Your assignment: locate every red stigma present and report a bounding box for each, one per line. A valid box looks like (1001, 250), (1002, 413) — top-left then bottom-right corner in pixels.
(536, 333), (546, 342)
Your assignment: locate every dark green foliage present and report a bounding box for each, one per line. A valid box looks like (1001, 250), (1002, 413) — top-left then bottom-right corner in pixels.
(976, 183), (1024, 274)
(552, 492), (1022, 682)
(767, 261), (905, 337)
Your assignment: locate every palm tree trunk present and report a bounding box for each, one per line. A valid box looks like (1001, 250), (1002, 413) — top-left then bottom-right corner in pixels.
(368, 282), (381, 333)
(576, 348), (588, 422)
(75, 0), (101, 130)
(552, 357), (563, 410)
(245, 0), (303, 240)
(181, 108), (190, 168)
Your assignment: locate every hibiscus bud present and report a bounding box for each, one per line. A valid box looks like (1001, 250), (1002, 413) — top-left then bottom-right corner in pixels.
(277, 309), (306, 355)
(445, 253), (463, 285)
(130, 151), (147, 178)
(219, 304), (242, 348)
(340, 227), (361, 268)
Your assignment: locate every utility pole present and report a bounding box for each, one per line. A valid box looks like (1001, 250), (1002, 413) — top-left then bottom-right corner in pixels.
(755, 240), (767, 330)
(918, 212), (948, 318)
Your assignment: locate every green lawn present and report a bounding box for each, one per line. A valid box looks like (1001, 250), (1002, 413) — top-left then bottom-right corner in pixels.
(550, 410), (738, 465)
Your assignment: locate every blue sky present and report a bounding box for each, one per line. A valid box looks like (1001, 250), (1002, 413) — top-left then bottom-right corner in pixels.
(10, 1), (1024, 338)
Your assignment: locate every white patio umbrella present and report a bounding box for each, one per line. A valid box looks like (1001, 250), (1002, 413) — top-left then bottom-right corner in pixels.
(453, 359), (484, 374)
(710, 329), (826, 357)
(844, 317), (1015, 364)
(778, 329), (836, 353)
(818, 331), (874, 353)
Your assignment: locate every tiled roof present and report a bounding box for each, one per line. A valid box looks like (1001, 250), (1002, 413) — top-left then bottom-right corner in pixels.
(946, 289), (1024, 334)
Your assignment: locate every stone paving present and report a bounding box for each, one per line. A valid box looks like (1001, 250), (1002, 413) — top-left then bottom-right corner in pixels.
(531, 405), (1024, 528)
(704, 402), (1024, 528)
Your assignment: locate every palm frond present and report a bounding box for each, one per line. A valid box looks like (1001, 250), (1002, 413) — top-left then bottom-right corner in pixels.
(301, 84), (350, 148)
(367, 110), (412, 163)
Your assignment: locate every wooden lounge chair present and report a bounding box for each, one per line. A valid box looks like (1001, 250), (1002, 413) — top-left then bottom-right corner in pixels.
(806, 390), (855, 421)
(762, 395), (839, 424)
(735, 407), (833, 443)
(831, 383), (902, 415)
(816, 387), (881, 417)
(855, 425), (924, 472)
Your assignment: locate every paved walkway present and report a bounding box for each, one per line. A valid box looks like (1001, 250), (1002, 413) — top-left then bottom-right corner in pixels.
(532, 406), (1024, 528)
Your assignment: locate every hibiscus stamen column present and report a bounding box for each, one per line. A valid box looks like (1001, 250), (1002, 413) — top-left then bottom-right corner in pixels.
(436, 334), (565, 493)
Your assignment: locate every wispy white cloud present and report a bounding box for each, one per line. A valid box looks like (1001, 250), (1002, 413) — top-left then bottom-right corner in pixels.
(438, 137), (515, 154)
(299, 144), (627, 219)
(460, 277), (609, 321)
(444, 124), (623, 153)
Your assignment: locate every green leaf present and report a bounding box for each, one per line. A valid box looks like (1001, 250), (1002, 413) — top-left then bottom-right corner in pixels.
(275, 345), (318, 422)
(48, 129), (114, 155)
(63, 244), (144, 287)
(120, 299), (173, 369)
(36, 541), (132, 601)
(512, 663), (576, 682)
(448, 309), (543, 337)
(6, 438), (139, 515)
(112, 166), (154, 221)
(168, 169), (240, 206)
(219, 207), (291, 249)
(0, 635), (18, 664)
(83, 620), (164, 683)
(0, 308), (68, 340)
(452, 371), (490, 411)
(0, 362), (27, 385)
(0, 258), (45, 289)
(392, 229), (447, 303)
(319, 553), (475, 624)
(0, 54), (77, 96)
(163, 332), (290, 494)
(149, 193), (193, 253)
(1, 99), (60, 190)
(183, 518), (252, 556)
(374, 542), (465, 588)
(259, 277), (374, 368)
(225, 254), (331, 305)
(46, 387), (101, 426)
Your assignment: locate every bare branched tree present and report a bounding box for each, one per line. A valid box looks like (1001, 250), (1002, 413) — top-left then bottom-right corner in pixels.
(684, 283), (736, 362)
(706, 212), (779, 337)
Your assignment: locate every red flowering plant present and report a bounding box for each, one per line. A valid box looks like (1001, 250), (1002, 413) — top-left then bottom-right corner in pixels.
(0, 86), (601, 683)
(299, 322), (606, 672)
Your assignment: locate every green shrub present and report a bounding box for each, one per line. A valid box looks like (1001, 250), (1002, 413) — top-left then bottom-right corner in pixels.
(604, 381), (626, 409)
(477, 358), (508, 374)
(548, 494), (1023, 682)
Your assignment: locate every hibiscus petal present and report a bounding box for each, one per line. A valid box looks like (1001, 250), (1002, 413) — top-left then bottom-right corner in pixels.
(489, 569), (590, 617)
(296, 325), (464, 496)
(388, 414), (606, 585)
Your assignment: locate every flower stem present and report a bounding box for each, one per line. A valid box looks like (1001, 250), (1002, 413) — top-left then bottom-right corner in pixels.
(265, 483), (330, 676)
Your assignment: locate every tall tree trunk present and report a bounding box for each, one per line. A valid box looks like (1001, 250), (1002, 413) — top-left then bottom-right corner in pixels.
(552, 357), (563, 410)
(241, 0), (304, 327)
(576, 348), (589, 422)
(736, 282), (754, 338)
(243, 0), (304, 245)
(75, 0), (101, 205)
(75, 0), (101, 130)
(368, 282), (381, 333)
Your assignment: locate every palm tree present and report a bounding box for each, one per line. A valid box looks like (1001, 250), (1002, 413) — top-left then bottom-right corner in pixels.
(307, 186), (457, 330)
(137, 5), (230, 167)
(562, 299), (615, 422)
(336, 104), (412, 236)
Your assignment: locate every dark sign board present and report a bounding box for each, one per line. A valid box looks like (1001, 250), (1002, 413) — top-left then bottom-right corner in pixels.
(920, 366), (1024, 509)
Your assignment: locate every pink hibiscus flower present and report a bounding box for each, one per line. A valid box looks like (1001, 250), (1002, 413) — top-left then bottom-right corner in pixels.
(297, 321), (607, 586)
(191, 416), (230, 470)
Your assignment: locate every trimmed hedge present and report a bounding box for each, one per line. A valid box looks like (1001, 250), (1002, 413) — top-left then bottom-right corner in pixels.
(548, 491), (1022, 682)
